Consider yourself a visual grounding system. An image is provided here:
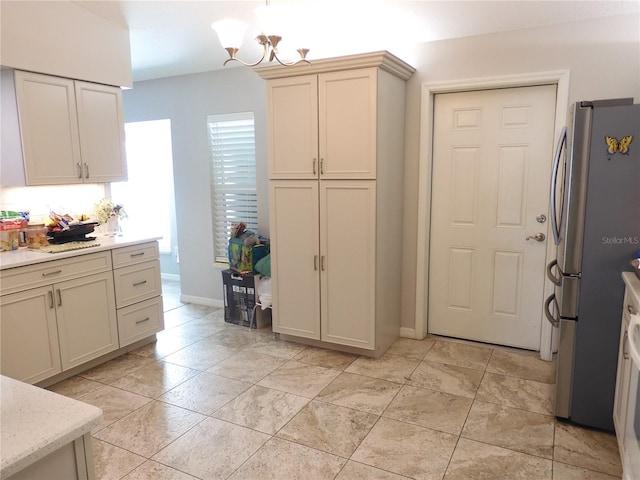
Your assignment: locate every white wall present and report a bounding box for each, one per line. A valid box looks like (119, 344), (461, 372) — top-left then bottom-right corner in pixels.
(400, 14), (640, 331)
(122, 67), (268, 306)
(0, 0), (132, 87)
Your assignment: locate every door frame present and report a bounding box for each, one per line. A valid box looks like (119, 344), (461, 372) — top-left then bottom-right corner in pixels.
(414, 70), (570, 361)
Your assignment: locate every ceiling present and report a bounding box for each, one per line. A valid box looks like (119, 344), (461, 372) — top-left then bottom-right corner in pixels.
(74, 0), (640, 82)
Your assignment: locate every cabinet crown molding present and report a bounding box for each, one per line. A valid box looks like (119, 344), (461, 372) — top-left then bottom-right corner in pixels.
(255, 50), (415, 80)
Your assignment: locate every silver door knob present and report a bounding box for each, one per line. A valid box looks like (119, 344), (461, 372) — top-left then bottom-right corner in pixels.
(526, 233), (546, 242)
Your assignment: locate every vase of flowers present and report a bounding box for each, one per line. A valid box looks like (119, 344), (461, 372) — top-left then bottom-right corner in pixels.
(94, 198), (127, 236)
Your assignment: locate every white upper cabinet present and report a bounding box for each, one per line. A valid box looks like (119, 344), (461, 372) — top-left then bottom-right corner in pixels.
(267, 68), (377, 180)
(12, 70), (127, 186)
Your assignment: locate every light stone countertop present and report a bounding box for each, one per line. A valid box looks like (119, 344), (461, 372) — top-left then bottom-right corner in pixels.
(0, 233), (161, 270)
(0, 375), (103, 479)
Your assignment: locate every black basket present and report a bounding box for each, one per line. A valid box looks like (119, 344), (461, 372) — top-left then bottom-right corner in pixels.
(47, 222), (98, 244)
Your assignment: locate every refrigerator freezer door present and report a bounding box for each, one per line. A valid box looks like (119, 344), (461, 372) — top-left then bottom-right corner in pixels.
(555, 318), (577, 419)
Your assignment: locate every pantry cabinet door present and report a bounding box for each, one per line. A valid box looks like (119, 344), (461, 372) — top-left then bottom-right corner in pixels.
(318, 69), (377, 179)
(55, 272), (118, 370)
(267, 75), (318, 179)
(0, 286), (62, 384)
(269, 180), (321, 339)
(320, 181), (376, 349)
(75, 81), (127, 183)
(14, 71), (83, 185)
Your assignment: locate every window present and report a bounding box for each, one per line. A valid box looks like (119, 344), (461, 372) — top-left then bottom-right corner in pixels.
(208, 112), (257, 263)
(112, 119), (175, 254)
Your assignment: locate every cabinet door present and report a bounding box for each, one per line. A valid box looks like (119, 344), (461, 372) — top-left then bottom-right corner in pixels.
(0, 286), (62, 383)
(75, 81), (127, 183)
(55, 272), (118, 370)
(267, 75), (318, 179)
(318, 69), (377, 179)
(14, 71), (82, 185)
(269, 180), (321, 339)
(320, 181), (376, 349)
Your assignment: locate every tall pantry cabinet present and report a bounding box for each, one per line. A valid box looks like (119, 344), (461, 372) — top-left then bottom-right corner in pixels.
(256, 52), (414, 356)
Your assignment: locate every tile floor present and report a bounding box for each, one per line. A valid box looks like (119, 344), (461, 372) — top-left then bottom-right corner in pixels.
(48, 278), (623, 480)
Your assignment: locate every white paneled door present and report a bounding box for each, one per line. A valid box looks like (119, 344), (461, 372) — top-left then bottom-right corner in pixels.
(429, 85), (557, 349)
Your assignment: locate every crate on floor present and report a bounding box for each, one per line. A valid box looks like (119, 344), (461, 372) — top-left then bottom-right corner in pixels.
(222, 269), (271, 328)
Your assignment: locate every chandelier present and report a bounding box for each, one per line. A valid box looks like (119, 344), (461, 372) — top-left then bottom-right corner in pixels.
(211, 1), (310, 67)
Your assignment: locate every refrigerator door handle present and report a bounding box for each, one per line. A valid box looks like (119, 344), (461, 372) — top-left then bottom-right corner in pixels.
(546, 259), (562, 286)
(550, 127), (567, 246)
(544, 294), (560, 327)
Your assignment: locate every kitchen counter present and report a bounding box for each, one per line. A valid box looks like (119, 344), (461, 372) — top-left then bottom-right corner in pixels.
(0, 375), (102, 479)
(0, 233), (161, 270)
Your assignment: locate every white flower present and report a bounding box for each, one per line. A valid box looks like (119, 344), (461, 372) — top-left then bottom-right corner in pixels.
(94, 198), (127, 225)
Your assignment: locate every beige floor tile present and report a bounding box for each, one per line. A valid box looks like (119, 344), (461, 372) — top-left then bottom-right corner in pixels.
(345, 353), (421, 384)
(425, 340), (493, 370)
(383, 384), (473, 435)
(129, 335), (197, 360)
(152, 417), (270, 479)
(385, 337), (436, 360)
(316, 372), (402, 415)
(78, 384), (152, 431)
(121, 460), (199, 480)
(335, 461), (413, 479)
(162, 341), (239, 370)
(258, 360), (341, 398)
(461, 400), (554, 458)
(407, 360), (484, 398)
(554, 421), (622, 477)
(352, 417), (457, 480)
(294, 346), (359, 370)
(277, 400), (378, 457)
(79, 353), (154, 384)
(47, 375), (103, 399)
(213, 384), (309, 434)
(487, 349), (557, 383)
(228, 437), (346, 480)
(552, 461), (622, 479)
(244, 336), (309, 359)
(94, 400), (205, 457)
(206, 349), (287, 383)
(92, 438), (146, 480)
(476, 372), (555, 415)
(108, 360), (199, 398)
(202, 325), (263, 349)
(159, 371), (251, 415)
(443, 437), (552, 479)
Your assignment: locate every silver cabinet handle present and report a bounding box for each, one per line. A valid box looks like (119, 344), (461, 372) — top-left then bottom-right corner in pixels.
(314, 255), (318, 270)
(628, 304), (638, 315)
(133, 280), (148, 287)
(56, 289), (62, 307)
(48, 291), (54, 309)
(320, 158), (324, 175)
(42, 270), (62, 277)
(84, 163), (89, 179)
(321, 256), (326, 271)
(135, 317), (150, 324)
(77, 163), (83, 179)
(623, 332), (629, 360)
(130, 252), (145, 257)
(312, 158), (317, 175)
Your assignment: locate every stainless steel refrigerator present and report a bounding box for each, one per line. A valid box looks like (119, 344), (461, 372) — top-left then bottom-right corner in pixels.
(545, 99), (640, 432)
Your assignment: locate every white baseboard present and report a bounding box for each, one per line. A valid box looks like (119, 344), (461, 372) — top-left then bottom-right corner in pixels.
(400, 327), (422, 339)
(179, 294), (224, 309)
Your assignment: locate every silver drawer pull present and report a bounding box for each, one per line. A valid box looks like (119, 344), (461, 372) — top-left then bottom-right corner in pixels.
(133, 280), (148, 287)
(130, 252), (145, 257)
(42, 270), (62, 277)
(135, 317), (150, 324)
(628, 304), (638, 315)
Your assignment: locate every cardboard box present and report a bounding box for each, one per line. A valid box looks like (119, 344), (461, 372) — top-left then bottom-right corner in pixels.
(222, 269), (271, 328)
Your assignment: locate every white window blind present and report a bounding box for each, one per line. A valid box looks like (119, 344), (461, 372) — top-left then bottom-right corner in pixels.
(208, 112), (257, 263)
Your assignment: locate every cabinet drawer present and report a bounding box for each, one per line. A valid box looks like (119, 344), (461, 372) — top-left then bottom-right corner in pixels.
(117, 296), (164, 347)
(113, 260), (161, 308)
(0, 251), (112, 295)
(112, 242), (159, 268)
